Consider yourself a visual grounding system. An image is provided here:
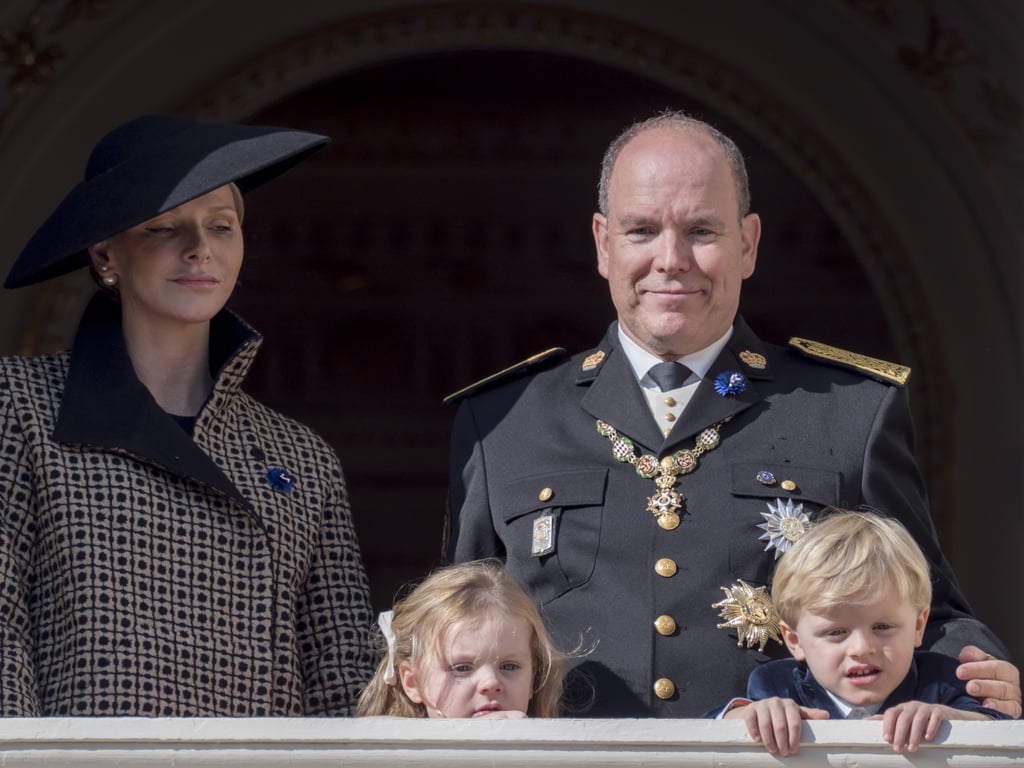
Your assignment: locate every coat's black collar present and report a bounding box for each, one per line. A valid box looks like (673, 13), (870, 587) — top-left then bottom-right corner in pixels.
(52, 292), (260, 508)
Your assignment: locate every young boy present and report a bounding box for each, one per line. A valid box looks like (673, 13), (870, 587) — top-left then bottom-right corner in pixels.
(722, 509), (1009, 755)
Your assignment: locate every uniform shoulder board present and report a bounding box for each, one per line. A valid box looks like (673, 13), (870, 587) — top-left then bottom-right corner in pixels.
(443, 347), (568, 405)
(788, 337), (910, 387)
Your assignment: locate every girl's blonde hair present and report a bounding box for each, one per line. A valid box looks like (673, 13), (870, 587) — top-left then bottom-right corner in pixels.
(356, 559), (563, 717)
(772, 508), (932, 626)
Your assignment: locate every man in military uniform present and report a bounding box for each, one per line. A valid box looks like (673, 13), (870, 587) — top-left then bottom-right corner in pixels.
(445, 111), (1021, 718)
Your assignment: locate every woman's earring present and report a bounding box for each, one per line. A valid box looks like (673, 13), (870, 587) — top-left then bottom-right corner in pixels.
(97, 266), (117, 286)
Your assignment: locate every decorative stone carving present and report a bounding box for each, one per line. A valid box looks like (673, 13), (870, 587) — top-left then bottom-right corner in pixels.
(0, 0), (111, 133)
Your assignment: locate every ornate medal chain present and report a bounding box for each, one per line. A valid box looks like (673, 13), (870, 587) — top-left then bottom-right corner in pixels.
(596, 418), (729, 530)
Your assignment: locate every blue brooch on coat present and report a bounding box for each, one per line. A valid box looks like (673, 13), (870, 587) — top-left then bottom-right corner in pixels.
(713, 371), (747, 396)
(267, 467), (295, 494)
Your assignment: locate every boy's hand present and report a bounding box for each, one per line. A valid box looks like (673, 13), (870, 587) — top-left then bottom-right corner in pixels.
(876, 701), (952, 752)
(876, 700), (992, 752)
(724, 697), (829, 755)
(956, 645), (1021, 719)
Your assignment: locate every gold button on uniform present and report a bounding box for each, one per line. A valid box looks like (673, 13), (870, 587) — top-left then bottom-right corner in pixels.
(654, 558), (677, 577)
(664, 413), (676, 422)
(780, 480), (797, 492)
(654, 615), (677, 635)
(664, 396), (677, 407)
(653, 678), (675, 699)
(538, 487), (553, 502)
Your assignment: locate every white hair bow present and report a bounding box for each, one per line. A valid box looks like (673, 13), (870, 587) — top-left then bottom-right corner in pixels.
(378, 610), (397, 684)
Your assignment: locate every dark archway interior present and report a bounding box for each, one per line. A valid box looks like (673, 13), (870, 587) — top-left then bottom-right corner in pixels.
(231, 51), (894, 610)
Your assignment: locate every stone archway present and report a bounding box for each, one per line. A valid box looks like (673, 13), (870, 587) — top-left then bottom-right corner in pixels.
(0, 1), (1018, 658)
(217, 48), (899, 617)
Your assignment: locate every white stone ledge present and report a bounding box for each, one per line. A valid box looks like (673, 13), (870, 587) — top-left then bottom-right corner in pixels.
(0, 717), (1020, 766)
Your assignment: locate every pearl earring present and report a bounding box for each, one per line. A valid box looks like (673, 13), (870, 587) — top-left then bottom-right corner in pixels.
(102, 274), (117, 286)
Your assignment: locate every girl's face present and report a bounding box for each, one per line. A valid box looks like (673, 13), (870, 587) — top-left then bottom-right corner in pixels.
(90, 185), (243, 334)
(400, 613), (535, 718)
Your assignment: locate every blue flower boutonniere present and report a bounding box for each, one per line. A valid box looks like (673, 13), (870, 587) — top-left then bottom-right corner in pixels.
(267, 467), (295, 494)
(713, 371), (747, 396)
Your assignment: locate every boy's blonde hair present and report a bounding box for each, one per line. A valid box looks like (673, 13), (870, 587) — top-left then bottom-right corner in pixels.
(356, 559), (563, 717)
(772, 509), (932, 626)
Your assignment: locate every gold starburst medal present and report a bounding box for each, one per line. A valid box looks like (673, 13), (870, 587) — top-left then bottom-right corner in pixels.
(712, 579), (782, 652)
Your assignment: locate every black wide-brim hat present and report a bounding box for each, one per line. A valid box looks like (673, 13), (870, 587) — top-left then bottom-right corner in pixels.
(5, 114), (329, 288)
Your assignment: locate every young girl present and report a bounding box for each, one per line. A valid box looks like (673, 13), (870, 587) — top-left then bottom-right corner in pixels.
(356, 559), (563, 718)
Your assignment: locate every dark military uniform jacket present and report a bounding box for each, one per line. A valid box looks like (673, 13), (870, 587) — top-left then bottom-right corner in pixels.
(0, 293), (374, 716)
(447, 318), (1006, 717)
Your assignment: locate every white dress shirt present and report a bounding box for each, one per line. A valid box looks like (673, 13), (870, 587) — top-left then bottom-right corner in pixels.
(618, 326), (733, 437)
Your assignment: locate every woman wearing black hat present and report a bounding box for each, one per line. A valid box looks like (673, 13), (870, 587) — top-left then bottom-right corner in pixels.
(0, 115), (374, 716)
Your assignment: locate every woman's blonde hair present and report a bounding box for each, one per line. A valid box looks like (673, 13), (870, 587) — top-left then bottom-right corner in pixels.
(772, 508), (932, 626)
(356, 559), (564, 717)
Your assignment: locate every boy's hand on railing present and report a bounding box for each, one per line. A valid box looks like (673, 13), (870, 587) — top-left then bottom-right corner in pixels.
(875, 699), (993, 753)
(724, 696), (829, 756)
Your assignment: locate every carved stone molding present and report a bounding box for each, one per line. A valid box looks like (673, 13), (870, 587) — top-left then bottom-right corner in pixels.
(6, 1), (1021, 659)
(845, 0), (1021, 160)
(0, 0), (113, 135)
(177, 3), (949, 480)
(15, 1), (954, 513)
(181, 4), (931, 355)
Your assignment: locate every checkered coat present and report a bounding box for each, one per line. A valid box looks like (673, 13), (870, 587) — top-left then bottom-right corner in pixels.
(0, 294), (374, 716)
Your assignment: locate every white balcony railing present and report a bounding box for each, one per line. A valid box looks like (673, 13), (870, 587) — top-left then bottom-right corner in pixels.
(0, 717), (1020, 766)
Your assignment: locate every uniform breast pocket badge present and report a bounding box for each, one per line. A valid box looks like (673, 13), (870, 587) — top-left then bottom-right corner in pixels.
(531, 513), (556, 557)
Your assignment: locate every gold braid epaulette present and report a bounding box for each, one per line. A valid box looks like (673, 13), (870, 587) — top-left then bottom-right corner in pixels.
(788, 337), (910, 386)
(442, 347), (567, 404)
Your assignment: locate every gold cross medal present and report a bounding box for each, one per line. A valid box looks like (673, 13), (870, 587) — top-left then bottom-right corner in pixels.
(596, 420), (728, 531)
(646, 462), (683, 530)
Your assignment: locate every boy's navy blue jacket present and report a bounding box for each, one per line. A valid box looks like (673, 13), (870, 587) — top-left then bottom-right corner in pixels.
(718, 650), (1011, 720)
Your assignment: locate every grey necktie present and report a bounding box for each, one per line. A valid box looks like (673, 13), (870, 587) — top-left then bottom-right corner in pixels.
(648, 361), (691, 392)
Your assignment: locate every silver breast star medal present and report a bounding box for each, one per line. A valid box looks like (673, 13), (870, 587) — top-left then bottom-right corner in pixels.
(758, 498), (812, 559)
(712, 580), (782, 652)
(596, 418), (728, 530)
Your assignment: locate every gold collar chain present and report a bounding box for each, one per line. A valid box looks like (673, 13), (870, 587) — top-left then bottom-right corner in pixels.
(595, 418), (729, 530)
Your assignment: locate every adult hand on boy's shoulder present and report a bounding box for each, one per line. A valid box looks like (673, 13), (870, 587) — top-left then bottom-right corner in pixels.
(724, 697), (829, 756)
(875, 699), (993, 754)
(956, 645), (1022, 719)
